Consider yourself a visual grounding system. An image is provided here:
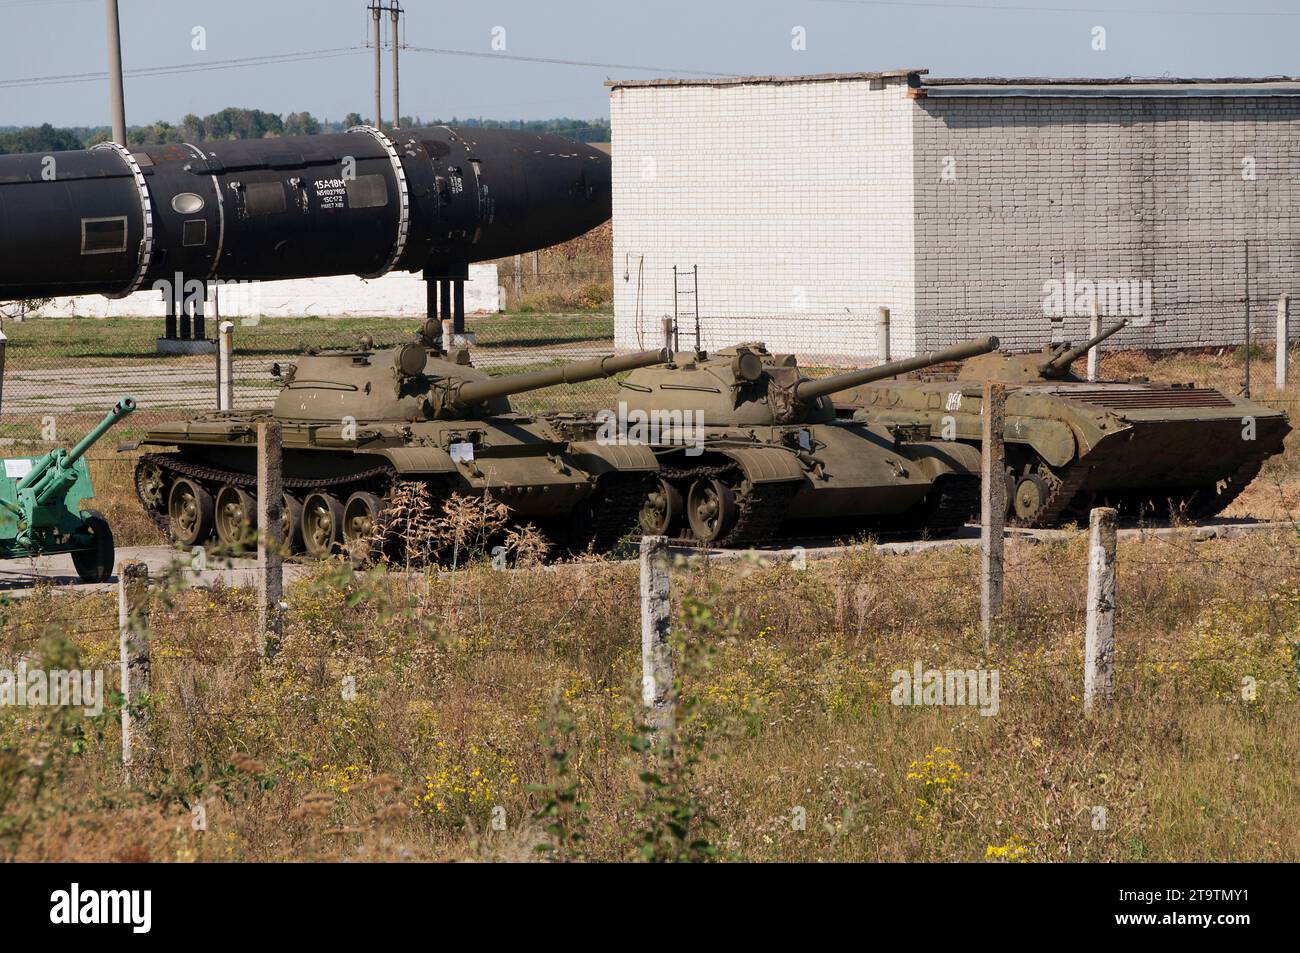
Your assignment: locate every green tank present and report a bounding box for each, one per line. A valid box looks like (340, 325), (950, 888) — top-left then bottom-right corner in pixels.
(574, 336), (998, 546)
(836, 321), (1292, 526)
(127, 324), (671, 558)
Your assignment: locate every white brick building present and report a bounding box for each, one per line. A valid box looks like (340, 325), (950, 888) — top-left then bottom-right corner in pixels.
(607, 70), (1300, 360)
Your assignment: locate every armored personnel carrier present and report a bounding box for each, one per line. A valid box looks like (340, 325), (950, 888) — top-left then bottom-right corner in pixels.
(127, 326), (670, 558)
(836, 321), (1291, 526)
(592, 337), (998, 546)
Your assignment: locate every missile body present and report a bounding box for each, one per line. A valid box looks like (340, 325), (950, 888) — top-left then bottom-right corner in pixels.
(0, 126), (611, 300)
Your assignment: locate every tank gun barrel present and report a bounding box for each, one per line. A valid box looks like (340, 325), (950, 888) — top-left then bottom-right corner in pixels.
(452, 349), (671, 407)
(792, 337), (999, 404)
(1042, 319), (1128, 373)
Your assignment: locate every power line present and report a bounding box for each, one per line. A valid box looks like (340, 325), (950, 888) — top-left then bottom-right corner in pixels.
(404, 45), (736, 78)
(811, 0), (1300, 15)
(0, 47), (365, 90)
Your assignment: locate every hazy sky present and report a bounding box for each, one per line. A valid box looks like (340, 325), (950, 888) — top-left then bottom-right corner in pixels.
(1, 0), (1298, 127)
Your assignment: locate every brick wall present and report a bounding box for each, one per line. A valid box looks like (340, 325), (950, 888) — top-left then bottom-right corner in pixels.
(912, 95), (1300, 353)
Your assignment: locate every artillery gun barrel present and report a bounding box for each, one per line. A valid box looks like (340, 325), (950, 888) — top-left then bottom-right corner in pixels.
(65, 397), (137, 466)
(793, 337), (999, 404)
(453, 349), (671, 406)
(1043, 319), (1128, 372)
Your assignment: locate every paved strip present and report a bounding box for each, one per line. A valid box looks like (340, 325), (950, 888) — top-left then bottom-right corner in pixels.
(0, 520), (1291, 596)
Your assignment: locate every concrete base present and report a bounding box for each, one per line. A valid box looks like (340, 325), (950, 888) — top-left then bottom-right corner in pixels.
(156, 337), (217, 356)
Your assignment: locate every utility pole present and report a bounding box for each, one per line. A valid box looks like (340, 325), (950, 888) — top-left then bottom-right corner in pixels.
(369, 2), (382, 128)
(104, 0), (127, 144)
(390, 3), (402, 129)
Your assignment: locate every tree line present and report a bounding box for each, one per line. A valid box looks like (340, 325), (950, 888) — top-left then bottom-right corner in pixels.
(0, 110), (610, 154)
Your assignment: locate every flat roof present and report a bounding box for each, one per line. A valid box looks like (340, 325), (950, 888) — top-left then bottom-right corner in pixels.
(608, 70), (1300, 98)
(605, 69), (922, 90)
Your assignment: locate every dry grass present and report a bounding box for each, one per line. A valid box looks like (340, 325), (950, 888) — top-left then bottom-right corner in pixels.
(2, 524), (1298, 862)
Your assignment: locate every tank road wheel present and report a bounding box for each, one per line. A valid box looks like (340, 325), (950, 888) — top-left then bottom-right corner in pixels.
(136, 459), (167, 511)
(70, 511), (115, 584)
(214, 485), (257, 549)
(686, 477), (738, 545)
(282, 494), (305, 554)
(639, 478), (684, 537)
(1012, 475), (1051, 524)
(168, 478), (214, 547)
(301, 492), (345, 558)
(342, 491), (385, 563)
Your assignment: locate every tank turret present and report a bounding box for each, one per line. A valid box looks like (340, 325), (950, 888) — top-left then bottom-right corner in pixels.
(620, 337), (998, 427)
(275, 344), (670, 423)
(956, 320), (1128, 383)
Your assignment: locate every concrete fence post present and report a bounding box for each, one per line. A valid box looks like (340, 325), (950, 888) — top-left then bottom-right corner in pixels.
(640, 535), (675, 740)
(257, 421), (285, 658)
(1278, 293), (1290, 390)
(1084, 507), (1118, 715)
(877, 306), (891, 363)
(216, 320), (234, 411)
(118, 560), (150, 783)
(1087, 302), (1101, 382)
(442, 318), (455, 350)
(662, 316), (675, 353)
(0, 330), (7, 417)
(980, 381), (1007, 650)
(512, 253), (523, 304)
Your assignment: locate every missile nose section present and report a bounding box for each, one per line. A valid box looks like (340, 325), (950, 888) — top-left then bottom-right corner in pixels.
(452, 129), (611, 261)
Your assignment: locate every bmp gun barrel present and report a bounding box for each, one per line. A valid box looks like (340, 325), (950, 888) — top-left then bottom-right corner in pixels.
(793, 337), (1000, 403)
(1043, 319), (1128, 372)
(453, 349), (671, 406)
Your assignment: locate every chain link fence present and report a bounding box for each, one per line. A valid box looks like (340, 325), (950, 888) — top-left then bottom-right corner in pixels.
(0, 299), (1293, 547)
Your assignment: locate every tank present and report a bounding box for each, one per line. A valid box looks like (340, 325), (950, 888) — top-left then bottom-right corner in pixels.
(836, 321), (1292, 526)
(126, 324), (671, 558)
(570, 336), (998, 546)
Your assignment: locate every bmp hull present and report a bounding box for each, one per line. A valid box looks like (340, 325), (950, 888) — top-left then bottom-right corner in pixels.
(840, 379), (1291, 525)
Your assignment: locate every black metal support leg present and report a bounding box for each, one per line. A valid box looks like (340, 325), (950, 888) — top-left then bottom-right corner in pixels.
(193, 283), (206, 341)
(164, 287), (177, 340)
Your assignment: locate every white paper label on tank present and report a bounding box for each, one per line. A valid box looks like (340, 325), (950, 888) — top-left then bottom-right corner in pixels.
(4, 458), (33, 479)
(449, 442), (475, 463)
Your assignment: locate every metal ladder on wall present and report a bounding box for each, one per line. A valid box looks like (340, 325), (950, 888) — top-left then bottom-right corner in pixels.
(672, 265), (700, 354)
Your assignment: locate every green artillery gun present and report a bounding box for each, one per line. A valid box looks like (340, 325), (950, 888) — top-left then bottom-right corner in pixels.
(0, 397), (136, 582)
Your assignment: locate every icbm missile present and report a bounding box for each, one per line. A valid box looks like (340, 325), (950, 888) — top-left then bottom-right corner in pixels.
(0, 126), (611, 301)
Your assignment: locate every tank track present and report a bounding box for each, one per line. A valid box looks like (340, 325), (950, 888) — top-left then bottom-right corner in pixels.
(1010, 450), (1269, 527)
(135, 451), (395, 535)
(916, 474), (980, 537)
(564, 472), (659, 554)
(1009, 460), (1094, 529)
(658, 462), (799, 548)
